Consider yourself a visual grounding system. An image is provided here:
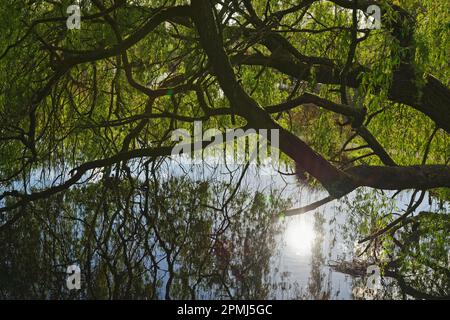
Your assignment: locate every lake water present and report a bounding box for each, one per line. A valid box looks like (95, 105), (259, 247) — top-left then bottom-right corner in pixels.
(0, 160), (447, 299)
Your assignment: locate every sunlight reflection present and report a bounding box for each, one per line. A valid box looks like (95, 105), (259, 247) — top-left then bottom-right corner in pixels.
(284, 216), (315, 256)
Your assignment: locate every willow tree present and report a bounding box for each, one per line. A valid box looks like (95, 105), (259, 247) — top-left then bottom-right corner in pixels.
(0, 1), (448, 226)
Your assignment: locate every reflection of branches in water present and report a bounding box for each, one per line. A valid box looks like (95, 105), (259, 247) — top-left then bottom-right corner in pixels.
(0, 161), (290, 299)
(306, 212), (332, 300)
(332, 188), (449, 300)
(275, 212), (337, 300)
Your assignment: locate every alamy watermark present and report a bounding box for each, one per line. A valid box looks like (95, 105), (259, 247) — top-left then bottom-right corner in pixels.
(171, 121), (280, 165)
(359, 5), (381, 30)
(66, 0), (90, 30)
(67, 5), (81, 30)
(66, 264), (81, 290)
(366, 265), (382, 294)
(65, 3), (382, 31)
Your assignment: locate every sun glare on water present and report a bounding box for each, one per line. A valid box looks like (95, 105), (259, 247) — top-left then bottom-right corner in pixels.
(284, 216), (315, 256)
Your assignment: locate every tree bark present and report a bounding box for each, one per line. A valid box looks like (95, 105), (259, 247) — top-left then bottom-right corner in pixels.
(190, 0), (450, 198)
